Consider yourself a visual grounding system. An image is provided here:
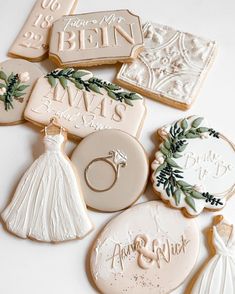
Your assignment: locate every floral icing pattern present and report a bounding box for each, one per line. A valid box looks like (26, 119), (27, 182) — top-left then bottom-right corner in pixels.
(151, 116), (235, 217)
(0, 71), (30, 111)
(117, 22), (217, 108)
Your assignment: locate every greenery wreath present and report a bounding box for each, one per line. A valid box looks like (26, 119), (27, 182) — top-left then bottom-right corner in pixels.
(153, 117), (223, 212)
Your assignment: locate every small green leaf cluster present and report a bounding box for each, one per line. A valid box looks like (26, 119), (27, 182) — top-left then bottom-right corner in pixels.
(46, 68), (142, 107)
(0, 71), (29, 111)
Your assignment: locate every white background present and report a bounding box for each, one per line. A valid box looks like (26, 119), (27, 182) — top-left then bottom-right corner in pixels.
(0, 0), (234, 293)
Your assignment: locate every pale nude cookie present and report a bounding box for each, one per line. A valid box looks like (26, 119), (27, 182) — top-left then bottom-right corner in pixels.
(24, 68), (146, 140)
(116, 22), (217, 110)
(190, 215), (235, 294)
(0, 59), (43, 125)
(49, 10), (144, 67)
(71, 129), (149, 212)
(90, 201), (200, 294)
(8, 0), (78, 61)
(151, 116), (235, 217)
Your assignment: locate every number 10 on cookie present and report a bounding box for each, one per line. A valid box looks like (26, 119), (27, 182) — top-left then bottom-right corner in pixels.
(8, 0), (78, 61)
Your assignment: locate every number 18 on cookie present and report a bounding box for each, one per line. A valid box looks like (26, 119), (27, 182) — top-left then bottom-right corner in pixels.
(9, 0), (78, 61)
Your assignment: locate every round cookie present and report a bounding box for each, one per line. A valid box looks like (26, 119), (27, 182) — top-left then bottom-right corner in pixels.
(90, 201), (200, 294)
(152, 116), (235, 217)
(0, 59), (43, 125)
(71, 129), (149, 212)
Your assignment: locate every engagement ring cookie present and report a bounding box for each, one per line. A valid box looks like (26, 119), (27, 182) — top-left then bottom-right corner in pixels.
(49, 10), (144, 67)
(191, 215), (235, 294)
(0, 59), (43, 125)
(9, 0), (78, 61)
(24, 68), (146, 140)
(90, 201), (199, 294)
(151, 116), (235, 217)
(117, 22), (217, 110)
(71, 129), (149, 212)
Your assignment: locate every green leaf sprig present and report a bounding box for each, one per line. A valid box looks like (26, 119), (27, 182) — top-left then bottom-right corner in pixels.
(0, 71), (29, 111)
(155, 117), (222, 212)
(45, 68), (142, 107)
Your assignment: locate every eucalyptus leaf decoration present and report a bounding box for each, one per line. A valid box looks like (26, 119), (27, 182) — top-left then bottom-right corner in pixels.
(154, 117), (222, 212)
(0, 71), (29, 111)
(45, 68), (142, 107)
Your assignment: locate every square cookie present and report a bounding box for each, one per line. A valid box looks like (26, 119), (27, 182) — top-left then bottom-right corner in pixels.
(116, 22), (217, 110)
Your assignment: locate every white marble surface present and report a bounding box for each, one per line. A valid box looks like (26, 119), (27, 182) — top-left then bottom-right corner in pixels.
(0, 0), (234, 293)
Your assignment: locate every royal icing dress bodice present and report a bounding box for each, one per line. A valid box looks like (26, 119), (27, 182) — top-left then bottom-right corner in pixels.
(213, 226), (235, 257)
(44, 134), (64, 152)
(1, 133), (93, 242)
(191, 226), (235, 294)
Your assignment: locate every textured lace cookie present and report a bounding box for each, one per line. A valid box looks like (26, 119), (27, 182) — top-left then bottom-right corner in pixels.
(117, 22), (217, 110)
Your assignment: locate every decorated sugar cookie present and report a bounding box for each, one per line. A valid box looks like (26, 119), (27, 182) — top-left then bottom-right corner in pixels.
(49, 10), (144, 67)
(0, 59), (43, 125)
(90, 201), (199, 294)
(152, 116), (235, 217)
(9, 0), (78, 61)
(1, 118), (93, 242)
(191, 215), (235, 294)
(71, 129), (149, 212)
(24, 68), (146, 140)
(117, 22), (217, 110)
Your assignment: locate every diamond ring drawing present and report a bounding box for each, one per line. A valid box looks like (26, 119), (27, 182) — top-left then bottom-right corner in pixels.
(84, 150), (127, 192)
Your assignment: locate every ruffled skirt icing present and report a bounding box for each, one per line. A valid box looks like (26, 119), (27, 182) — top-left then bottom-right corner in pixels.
(1, 152), (93, 242)
(191, 255), (235, 294)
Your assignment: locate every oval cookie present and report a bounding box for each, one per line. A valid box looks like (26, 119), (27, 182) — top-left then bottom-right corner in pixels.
(152, 116), (235, 217)
(0, 59), (43, 125)
(71, 129), (149, 211)
(90, 201), (200, 294)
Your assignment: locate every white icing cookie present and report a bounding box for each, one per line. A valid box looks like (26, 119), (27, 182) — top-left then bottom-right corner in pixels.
(24, 68), (146, 140)
(49, 10), (144, 67)
(90, 201), (200, 294)
(191, 215), (235, 294)
(71, 129), (149, 212)
(1, 119), (93, 242)
(151, 116), (235, 217)
(9, 0), (78, 61)
(0, 59), (43, 125)
(116, 22), (217, 110)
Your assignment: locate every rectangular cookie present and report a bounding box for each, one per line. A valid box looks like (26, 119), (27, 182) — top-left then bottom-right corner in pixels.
(116, 22), (217, 110)
(49, 10), (144, 67)
(8, 0), (78, 61)
(24, 68), (146, 140)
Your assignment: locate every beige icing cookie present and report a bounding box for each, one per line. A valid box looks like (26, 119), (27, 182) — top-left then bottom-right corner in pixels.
(24, 68), (146, 140)
(8, 0), (78, 61)
(71, 129), (149, 212)
(116, 22), (217, 110)
(190, 215), (235, 294)
(151, 116), (235, 217)
(90, 201), (200, 294)
(49, 10), (144, 67)
(0, 59), (43, 125)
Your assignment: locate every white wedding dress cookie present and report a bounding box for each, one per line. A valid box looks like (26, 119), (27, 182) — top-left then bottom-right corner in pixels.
(2, 132), (93, 242)
(191, 218), (235, 293)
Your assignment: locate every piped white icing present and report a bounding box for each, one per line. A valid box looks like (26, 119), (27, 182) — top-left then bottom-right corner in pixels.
(117, 22), (216, 107)
(191, 226), (235, 294)
(1, 133), (93, 242)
